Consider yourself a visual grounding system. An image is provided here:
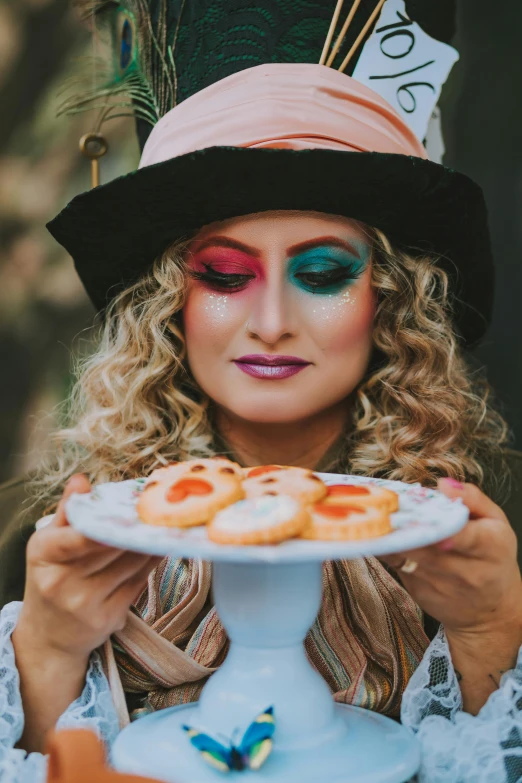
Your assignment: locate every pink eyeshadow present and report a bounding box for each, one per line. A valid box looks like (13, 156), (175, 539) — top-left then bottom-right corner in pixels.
(190, 248), (264, 276)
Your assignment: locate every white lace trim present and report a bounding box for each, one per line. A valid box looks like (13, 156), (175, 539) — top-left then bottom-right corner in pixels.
(0, 602), (119, 783)
(402, 626), (522, 783)
(402, 626), (463, 727)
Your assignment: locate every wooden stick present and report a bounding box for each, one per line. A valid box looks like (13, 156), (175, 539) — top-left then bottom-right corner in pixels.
(326, 0), (363, 68)
(338, 0), (386, 74)
(319, 0), (345, 66)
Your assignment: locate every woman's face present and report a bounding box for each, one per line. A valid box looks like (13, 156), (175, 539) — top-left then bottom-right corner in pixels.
(182, 211), (377, 424)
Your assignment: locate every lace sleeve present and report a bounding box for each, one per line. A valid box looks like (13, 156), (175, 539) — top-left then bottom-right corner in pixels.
(402, 626), (522, 783)
(0, 602), (120, 783)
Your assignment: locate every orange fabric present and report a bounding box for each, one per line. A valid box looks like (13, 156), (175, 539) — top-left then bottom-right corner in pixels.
(45, 730), (163, 783)
(139, 63), (427, 169)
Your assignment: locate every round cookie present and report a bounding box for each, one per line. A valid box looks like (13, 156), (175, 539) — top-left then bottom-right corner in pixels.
(242, 466), (327, 505)
(302, 503), (391, 541)
(323, 483), (399, 514)
(145, 457), (243, 486)
(208, 495), (310, 545)
(137, 472), (243, 527)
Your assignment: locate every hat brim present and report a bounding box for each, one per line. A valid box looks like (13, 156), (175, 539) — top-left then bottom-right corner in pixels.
(46, 146), (493, 347)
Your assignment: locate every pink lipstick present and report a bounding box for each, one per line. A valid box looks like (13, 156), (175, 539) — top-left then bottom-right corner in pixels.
(234, 355), (311, 380)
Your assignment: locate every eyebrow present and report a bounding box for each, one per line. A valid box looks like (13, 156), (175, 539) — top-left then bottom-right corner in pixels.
(288, 236), (361, 258)
(190, 235), (361, 258)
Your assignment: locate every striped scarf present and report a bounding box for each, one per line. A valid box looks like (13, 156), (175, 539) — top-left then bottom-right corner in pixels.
(104, 555), (429, 727)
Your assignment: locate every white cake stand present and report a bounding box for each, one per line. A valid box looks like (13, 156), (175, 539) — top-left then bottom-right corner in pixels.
(66, 473), (469, 783)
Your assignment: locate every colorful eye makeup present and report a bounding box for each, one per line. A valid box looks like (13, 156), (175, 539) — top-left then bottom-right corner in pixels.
(188, 238), (369, 295)
(287, 243), (368, 294)
(190, 263), (255, 291)
(188, 244), (259, 291)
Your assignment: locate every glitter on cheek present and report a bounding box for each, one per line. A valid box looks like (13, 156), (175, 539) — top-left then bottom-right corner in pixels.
(309, 290), (355, 322)
(203, 293), (230, 319)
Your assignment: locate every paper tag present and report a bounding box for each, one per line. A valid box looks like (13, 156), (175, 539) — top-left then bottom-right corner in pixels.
(352, 0), (459, 140)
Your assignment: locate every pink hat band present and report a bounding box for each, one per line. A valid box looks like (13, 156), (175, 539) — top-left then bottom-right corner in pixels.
(139, 62), (427, 169)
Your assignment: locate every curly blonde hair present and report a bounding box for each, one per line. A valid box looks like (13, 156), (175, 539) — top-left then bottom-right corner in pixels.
(30, 227), (512, 512)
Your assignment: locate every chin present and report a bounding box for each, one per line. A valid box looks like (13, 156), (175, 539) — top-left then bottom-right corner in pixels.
(224, 399), (322, 426)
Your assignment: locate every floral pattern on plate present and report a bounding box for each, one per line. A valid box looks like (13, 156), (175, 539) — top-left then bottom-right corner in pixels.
(65, 473), (469, 563)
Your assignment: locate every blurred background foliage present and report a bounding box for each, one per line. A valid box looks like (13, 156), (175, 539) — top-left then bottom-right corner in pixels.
(0, 0), (521, 484)
(0, 0), (139, 481)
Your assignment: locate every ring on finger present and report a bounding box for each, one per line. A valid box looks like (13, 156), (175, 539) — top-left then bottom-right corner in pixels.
(399, 558), (419, 574)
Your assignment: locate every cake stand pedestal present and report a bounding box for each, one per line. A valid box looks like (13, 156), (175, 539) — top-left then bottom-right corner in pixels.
(111, 560), (420, 783)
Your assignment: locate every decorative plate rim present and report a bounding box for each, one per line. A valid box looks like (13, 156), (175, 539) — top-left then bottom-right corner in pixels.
(65, 472), (469, 563)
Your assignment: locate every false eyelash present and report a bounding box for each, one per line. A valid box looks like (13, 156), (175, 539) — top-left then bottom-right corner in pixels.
(188, 266), (254, 290)
(188, 264), (364, 291)
(294, 265), (363, 287)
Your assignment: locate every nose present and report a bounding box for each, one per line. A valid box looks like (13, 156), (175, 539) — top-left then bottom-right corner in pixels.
(245, 274), (296, 346)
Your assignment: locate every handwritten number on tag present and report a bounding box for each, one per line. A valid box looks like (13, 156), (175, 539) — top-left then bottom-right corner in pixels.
(370, 60), (436, 113)
(369, 10), (436, 112)
(370, 60), (435, 80)
(352, 0), (459, 139)
(397, 82), (436, 113)
(380, 30), (414, 57)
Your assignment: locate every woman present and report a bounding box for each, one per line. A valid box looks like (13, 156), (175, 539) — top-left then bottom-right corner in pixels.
(3, 208), (522, 780)
(1, 3), (522, 781)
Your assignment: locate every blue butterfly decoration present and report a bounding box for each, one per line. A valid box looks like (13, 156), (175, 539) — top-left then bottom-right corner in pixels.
(183, 706), (275, 773)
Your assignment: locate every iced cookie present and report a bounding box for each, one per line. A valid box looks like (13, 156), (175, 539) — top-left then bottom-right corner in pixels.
(302, 503), (391, 541)
(242, 466), (327, 505)
(145, 457), (243, 486)
(137, 472), (243, 527)
(208, 495), (311, 545)
(322, 483), (399, 514)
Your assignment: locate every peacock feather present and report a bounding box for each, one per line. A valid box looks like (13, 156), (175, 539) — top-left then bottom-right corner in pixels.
(58, 0), (186, 132)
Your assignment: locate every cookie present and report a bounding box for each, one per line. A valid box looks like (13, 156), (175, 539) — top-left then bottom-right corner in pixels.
(145, 457), (243, 486)
(208, 495), (310, 545)
(137, 471), (244, 527)
(302, 503), (391, 541)
(322, 483), (399, 514)
(242, 466), (327, 505)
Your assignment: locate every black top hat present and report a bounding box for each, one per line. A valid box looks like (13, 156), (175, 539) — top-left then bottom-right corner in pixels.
(48, 0), (492, 348)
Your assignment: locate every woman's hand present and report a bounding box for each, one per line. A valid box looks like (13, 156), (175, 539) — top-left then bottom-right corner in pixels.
(15, 473), (162, 664)
(12, 473), (162, 753)
(382, 478), (522, 635)
(382, 478), (522, 713)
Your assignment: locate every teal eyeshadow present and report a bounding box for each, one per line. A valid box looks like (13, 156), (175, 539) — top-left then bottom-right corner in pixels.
(287, 242), (369, 294)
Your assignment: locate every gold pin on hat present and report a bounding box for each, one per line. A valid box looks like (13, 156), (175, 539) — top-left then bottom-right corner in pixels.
(79, 132), (109, 189)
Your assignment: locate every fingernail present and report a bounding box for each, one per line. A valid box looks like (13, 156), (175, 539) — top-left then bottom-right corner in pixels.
(437, 538), (454, 551)
(441, 477), (464, 489)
